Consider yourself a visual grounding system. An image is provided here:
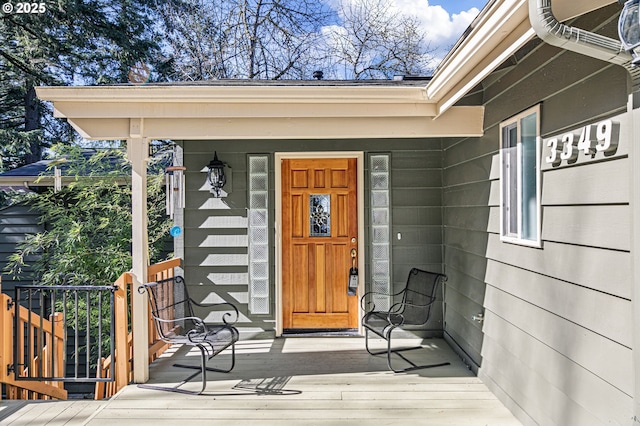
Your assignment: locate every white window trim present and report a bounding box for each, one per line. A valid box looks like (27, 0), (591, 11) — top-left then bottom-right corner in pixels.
(499, 104), (542, 248)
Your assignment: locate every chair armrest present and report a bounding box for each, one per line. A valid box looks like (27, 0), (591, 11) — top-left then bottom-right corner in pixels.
(360, 289), (405, 313)
(189, 299), (240, 325)
(360, 291), (385, 313)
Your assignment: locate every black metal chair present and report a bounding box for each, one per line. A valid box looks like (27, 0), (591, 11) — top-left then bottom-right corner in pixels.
(138, 276), (240, 394)
(361, 268), (450, 373)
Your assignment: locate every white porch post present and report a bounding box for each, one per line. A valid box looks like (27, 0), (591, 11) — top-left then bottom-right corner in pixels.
(127, 118), (150, 383)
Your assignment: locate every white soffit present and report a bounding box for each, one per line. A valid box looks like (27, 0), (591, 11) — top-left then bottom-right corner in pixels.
(36, 86), (485, 139)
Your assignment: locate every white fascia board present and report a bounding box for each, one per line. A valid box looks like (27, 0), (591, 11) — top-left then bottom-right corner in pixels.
(438, 26), (536, 114)
(47, 100), (439, 120)
(427, 0), (617, 116)
(427, 0), (530, 109)
(37, 85), (431, 104)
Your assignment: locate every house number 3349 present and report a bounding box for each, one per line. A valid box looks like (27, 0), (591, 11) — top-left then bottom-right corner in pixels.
(545, 119), (619, 166)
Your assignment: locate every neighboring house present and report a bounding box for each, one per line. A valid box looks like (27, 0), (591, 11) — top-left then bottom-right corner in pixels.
(0, 155), (96, 294)
(34, 0), (640, 424)
(0, 203), (45, 292)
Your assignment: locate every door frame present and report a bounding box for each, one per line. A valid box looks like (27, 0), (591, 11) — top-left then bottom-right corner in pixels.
(275, 151), (365, 336)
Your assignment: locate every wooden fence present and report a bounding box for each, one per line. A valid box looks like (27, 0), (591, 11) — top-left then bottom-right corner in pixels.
(0, 258), (181, 401)
(0, 279), (67, 400)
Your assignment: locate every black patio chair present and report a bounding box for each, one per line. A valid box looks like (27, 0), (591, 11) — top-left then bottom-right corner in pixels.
(138, 276), (240, 394)
(361, 268), (450, 373)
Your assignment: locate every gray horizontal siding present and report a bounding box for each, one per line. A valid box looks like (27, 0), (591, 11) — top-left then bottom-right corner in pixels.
(443, 132), (495, 368)
(444, 7), (634, 425)
(444, 265), (486, 307)
(542, 205), (630, 250)
(0, 204), (43, 293)
(485, 233), (631, 300)
(480, 326), (631, 426)
(483, 282), (632, 395)
(485, 259), (631, 348)
(181, 140), (445, 334)
(542, 159), (630, 205)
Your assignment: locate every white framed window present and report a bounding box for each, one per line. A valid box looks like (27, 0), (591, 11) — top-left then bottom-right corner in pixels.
(500, 105), (541, 247)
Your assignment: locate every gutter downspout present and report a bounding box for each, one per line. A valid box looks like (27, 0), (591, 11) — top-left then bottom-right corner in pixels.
(529, 0), (640, 87)
(529, 0), (640, 421)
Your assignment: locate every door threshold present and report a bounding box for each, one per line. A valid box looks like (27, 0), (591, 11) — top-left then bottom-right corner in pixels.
(282, 328), (360, 337)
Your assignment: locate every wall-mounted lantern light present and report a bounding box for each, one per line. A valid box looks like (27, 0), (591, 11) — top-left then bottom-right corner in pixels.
(619, 0), (640, 65)
(206, 152), (226, 197)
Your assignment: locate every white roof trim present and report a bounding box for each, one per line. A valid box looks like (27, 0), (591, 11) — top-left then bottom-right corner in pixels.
(37, 85), (485, 140)
(426, 0), (617, 116)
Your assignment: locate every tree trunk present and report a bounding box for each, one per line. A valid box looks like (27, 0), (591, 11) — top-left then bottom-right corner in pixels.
(24, 84), (41, 164)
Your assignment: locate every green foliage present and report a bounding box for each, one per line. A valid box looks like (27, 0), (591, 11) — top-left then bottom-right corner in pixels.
(6, 145), (171, 287)
(6, 146), (171, 366)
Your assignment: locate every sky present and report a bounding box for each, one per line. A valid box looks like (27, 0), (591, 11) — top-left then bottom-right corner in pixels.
(391, 0), (491, 65)
(431, 0), (490, 14)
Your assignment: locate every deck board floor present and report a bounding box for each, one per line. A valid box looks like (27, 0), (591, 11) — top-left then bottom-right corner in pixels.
(1, 337), (522, 425)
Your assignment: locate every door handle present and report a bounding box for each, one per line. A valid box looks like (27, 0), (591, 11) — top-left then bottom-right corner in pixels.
(348, 248), (358, 296)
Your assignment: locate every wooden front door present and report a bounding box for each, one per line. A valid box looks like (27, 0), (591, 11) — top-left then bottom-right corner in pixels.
(282, 158), (358, 330)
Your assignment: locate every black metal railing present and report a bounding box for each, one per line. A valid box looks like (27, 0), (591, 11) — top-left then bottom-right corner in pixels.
(11, 285), (116, 383)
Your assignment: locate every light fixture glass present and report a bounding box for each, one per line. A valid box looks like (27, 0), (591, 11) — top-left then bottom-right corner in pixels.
(619, 0), (640, 64)
(206, 152), (226, 197)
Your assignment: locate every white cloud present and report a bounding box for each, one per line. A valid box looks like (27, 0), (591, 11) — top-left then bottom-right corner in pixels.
(329, 0), (480, 65)
(393, 0), (480, 62)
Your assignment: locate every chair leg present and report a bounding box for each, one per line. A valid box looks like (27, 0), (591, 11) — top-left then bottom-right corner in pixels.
(199, 344), (207, 394)
(174, 340), (236, 373)
(385, 329), (451, 373)
(364, 325), (420, 357)
(137, 344), (210, 395)
(364, 328), (379, 355)
(365, 327), (394, 356)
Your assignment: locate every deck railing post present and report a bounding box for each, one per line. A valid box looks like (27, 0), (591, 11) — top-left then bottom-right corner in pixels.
(0, 279), (13, 400)
(114, 272), (130, 394)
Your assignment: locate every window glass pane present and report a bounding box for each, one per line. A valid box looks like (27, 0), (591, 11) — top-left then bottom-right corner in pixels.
(502, 124), (518, 236)
(500, 106), (540, 245)
(248, 154), (269, 314)
(370, 154), (391, 310)
(520, 113), (537, 241)
(309, 194), (331, 236)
